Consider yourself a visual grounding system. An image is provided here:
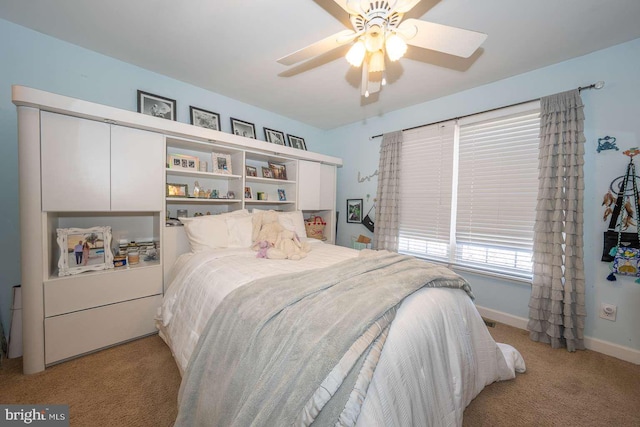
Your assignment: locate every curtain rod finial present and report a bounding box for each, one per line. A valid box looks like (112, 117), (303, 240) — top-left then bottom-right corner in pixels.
(595, 81), (605, 90)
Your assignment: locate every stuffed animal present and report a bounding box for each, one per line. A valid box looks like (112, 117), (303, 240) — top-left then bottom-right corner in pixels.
(251, 210), (284, 249)
(274, 229), (311, 260)
(255, 240), (270, 258)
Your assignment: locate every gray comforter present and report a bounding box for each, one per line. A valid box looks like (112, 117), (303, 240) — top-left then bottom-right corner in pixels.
(174, 250), (473, 426)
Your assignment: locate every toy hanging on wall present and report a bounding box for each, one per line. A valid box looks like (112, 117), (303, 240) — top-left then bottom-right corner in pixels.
(596, 135), (618, 153)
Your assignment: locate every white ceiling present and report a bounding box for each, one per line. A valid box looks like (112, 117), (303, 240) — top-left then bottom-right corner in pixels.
(1, 0), (639, 130)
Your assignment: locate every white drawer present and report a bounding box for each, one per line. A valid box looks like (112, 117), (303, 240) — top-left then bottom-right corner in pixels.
(44, 265), (162, 317)
(45, 294), (161, 365)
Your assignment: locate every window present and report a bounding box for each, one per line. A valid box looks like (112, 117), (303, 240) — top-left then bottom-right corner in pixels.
(398, 102), (540, 280)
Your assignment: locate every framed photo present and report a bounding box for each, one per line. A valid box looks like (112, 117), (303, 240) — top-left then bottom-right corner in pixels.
(278, 189), (287, 201)
(262, 167), (273, 178)
(167, 183), (189, 197)
(57, 226), (114, 276)
(246, 165), (257, 177)
(167, 154), (199, 171)
(230, 117), (256, 139)
(244, 186), (253, 199)
(190, 106), (220, 131)
(347, 199), (363, 223)
(268, 162), (287, 180)
(137, 90), (176, 121)
(287, 134), (307, 150)
(212, 152), (233, 174)
(227, 191), (236, 199)
(264, 128), (286, 145)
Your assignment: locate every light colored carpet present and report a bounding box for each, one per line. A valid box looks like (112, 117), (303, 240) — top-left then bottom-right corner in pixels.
(1, 324), (639, 426)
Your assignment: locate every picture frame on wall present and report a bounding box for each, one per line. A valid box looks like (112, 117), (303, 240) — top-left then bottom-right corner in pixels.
(264, 128), (286, 145)
(230, 117), (256, 139)
(287, 134), (307, 150)
(190, 106), (220, 131)
(57, 226), (114, 276)
(137, 90), (176, 121)
(347, 199), (363, 223)
(212, 152), (233, 174)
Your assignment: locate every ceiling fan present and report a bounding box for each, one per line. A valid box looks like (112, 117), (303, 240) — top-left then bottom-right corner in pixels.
(277, 0), (487, 98)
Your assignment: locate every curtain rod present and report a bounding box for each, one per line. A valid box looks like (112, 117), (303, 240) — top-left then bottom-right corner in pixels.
(369, 81), (605, 140)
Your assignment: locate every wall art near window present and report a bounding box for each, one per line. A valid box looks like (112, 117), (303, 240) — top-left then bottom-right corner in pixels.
(212, 152), (233, 174)
(57, 226), (114, 276)
(137, 90), (176, 121)
(264, 128), (286, 145)
(347, 199), (363, 223)
(190, 106), (220, 131)
(287, 134), (307, 150)
(230, 117), (256, 139)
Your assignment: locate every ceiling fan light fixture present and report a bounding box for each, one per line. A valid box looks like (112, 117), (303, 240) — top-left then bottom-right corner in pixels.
(346, 39), (366, 67)
(369, 50), (385, 73)
(364, 26), (384, 52)
(386, 33), (407, 61)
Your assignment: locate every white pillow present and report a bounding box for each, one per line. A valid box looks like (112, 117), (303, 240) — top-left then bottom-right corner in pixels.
(226, 215), (254, 248)
(179, 215), (229, 253)
(279, 211), (308, 239)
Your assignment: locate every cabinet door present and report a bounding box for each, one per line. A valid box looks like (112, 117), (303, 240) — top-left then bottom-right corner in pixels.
(111, 126), (164, 211)
(297, 160), (321, 210)
(319, 164), (336, 210)
(41, 112), (110, 211)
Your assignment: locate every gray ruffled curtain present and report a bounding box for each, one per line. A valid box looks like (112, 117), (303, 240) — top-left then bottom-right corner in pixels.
(373, 131), (403, 251)
(527, 89), (586, 352)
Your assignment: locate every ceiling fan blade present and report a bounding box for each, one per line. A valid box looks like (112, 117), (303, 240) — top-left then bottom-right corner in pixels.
(397, 18), (487, 58)
(333, 0), (362, 15)
(393, 0), (422, 13)
(277, 29), (358, 66)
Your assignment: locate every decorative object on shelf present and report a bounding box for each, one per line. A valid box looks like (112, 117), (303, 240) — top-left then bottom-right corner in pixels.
(347, 199), (363, 223)
(287, 134), (307, 150)
(212, 152), (232, 174)
(227, 191), (235, 199)
(211, 189), (219, 199)
(199, 161), (208, 172)
(167, 183), (188, 197)
(245, 186), (253, 199)
(56, 226), (114, 276)
(137, 90), (176, 121)
(278, 189), (286, 201)
(262, 166), (273, 178)
(269, 162), (287, 180)
(305, 216), (327, 240)
(596, 136), (619, 153)
(190, 106), (220, 131)
(177, 209), (188, 218)
(257, 192), (267, 200)
(168, 154), (199, 171)
(264, 128), (286, 145)
(246, 165), (257, 177)
(193, 181), (201, 198)
(230, 117), (256, 139)
(113, 255), (127, 268)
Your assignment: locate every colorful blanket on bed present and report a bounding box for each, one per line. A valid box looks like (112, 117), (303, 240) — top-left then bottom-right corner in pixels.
(174, 250), (473, 426)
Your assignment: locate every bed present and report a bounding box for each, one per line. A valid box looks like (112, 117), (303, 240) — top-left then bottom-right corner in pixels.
(157, 210), (525, 426)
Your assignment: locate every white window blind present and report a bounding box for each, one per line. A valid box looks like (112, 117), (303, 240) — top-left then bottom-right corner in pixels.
(398, 102), (540, 280)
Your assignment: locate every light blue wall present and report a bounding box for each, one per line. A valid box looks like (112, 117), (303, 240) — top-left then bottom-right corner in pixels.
(0, 18), (326, 338)
(322, 38), (640, 352)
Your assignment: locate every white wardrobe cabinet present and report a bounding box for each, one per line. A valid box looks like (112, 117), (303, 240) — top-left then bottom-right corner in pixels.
(297, 160), (336, 210)
(41, 112), (164, 212)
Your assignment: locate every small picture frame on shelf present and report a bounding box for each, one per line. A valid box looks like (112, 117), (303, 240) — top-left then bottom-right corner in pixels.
(264, 128), (286, 145)
(246, 165), (257, 177)
(230, 117), (256, 139)
(262, 166), (273, 178)
(212, 152), (233, 174)
(347, 199), (363, 223)
(168, 154), (199, 171)
(278, 189), (287, 201)
(57, 226), (114, 277)
(268, 162), (287, 180)
(190, 106), (220, 131)
(167, 183), (189, 197)
(287, 134), (307, 150)
(137, 90), (176, 121)
(227, 191), (236, 199)
(244, 186), (253, 199)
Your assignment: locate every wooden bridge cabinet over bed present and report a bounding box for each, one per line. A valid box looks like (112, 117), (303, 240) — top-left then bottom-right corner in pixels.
(13, 85), (342, 374)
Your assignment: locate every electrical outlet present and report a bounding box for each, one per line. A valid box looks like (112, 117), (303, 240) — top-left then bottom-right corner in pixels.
(600, 303), (617, 321)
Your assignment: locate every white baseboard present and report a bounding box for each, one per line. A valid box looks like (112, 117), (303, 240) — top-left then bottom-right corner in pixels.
(475, 305), (640, 365)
